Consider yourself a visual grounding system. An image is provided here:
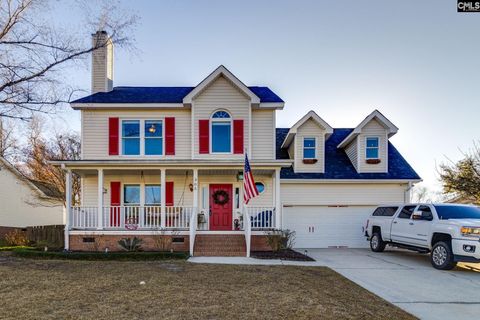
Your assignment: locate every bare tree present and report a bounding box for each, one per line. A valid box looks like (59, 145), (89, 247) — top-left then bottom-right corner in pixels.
(0, 117), (18, 159)
(0, 0), (137, 120)
(18, 117), (81, 204)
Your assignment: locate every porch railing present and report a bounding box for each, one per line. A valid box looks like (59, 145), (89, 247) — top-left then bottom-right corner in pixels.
(70, 206), (194, 230)
(245, 206), (276, 230)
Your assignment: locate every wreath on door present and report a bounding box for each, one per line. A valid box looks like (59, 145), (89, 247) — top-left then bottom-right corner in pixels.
(212, 189), (229, 205)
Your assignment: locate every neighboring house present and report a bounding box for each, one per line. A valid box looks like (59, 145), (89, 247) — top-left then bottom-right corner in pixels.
(54, 31), (420, 255)
(0, 157), (64, 236)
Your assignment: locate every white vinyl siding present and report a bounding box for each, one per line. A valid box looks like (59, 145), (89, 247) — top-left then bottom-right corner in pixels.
(293, 119), (325, 173)
(251, 110), (275, 160)
(81, 109), (191, 160)
(345, 139), (358, 171)
(192, 76), (250, 159)
(358, 119), (388, 173)
(281, 183), (407, 206)
(81, 173), (273, 208)
(0, 163), (64, 227)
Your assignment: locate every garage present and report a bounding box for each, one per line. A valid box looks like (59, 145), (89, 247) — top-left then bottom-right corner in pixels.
(282, 205), (375, 248)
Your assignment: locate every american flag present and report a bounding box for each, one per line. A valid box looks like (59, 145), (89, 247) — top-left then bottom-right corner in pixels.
(243, 153), (259, 204)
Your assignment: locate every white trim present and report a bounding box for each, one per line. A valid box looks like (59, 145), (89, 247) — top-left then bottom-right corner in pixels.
(97, 169), (104, 229)
(119, 118), (165, 157)
(71, 103), (185, 110)
(280, 179), (422, 184)
(365, 136), (380, 160)
(69, 230), (268, 236)
(183, 65), (260, 104)
(257, 102), (284, 110)
(281, 110), (333, 149)
(209, 109), (233, 154)
(337, 109), (399, 149)
(302, 137), (317, 159)
(65, 169), (72, 250)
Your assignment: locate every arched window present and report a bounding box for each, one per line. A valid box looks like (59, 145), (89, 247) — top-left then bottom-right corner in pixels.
(211, 110), (232, 153)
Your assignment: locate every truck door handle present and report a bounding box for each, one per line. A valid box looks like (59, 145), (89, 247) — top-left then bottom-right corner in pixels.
(393, 221), (398, 224)
(409, 222), (414, 225)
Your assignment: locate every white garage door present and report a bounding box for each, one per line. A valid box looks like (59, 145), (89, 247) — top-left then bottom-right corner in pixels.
(283, 205), (375, 248)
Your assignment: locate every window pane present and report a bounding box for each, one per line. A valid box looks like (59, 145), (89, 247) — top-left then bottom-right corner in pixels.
(212, 122), (231, 152)
(303, 148), (315, 159)
(212, 111), (230, 118)
(255, 182), (265, 194)
(366, 148), (378, 159)
(124, 185), (140, 205)
(366, 137), (379, 148)
(145, 138), (163, 155)
(398, 206), (416, 219)
(304, 138), (315, 148)
(122, 121), (140, 137)
(123, 138), (140, 155)
(145, 120), (162, 138)
(145, 185), (161, 204)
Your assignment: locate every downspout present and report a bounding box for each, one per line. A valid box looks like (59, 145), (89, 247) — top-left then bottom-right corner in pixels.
(404, 181), (413, 203)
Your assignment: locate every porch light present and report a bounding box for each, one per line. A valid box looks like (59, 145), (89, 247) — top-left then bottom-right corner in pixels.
(236, 172), (243, 181)
(148, 124), (156, 133)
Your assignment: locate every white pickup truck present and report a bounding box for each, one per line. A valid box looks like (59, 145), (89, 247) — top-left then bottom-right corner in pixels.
(365, 203), (480, 270)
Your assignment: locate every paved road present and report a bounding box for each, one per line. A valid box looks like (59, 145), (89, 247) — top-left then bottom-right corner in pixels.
(306, 248), (480, 320)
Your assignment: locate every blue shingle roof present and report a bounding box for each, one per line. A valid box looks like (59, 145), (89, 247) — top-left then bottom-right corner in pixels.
(276, 128), (421, 180)
(72, 86), (283, 104)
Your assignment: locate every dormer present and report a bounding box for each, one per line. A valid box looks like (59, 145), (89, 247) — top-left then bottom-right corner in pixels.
(281, 111), (333, 173)
(337, 110), (398, 173)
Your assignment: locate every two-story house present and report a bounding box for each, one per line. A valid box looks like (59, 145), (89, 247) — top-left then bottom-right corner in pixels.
(55, 31), (420, 256)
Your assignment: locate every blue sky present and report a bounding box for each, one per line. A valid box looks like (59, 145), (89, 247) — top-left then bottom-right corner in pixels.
(53, 0), (480, 195)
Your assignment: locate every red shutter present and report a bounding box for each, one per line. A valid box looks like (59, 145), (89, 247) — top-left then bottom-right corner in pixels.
(199, 119), (209, 154)
(110, 181), (121, 227)
(166, 181), (174, 206)
(108, 118), (119, 155)
(165, 117), (175, 155)
(233, 119), (244, 154)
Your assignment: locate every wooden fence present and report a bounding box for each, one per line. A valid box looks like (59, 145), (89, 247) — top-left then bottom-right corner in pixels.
(26, 225), (64, 249)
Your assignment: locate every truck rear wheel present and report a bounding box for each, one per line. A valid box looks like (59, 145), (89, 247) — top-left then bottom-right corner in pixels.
(370, 232), (386, 252)
(431, 241), (456, 270)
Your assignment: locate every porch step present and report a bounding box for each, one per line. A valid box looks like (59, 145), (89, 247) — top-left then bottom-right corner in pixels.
(193, 234), (246, 257)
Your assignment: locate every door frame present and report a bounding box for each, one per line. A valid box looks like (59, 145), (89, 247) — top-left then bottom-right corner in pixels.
(209, 183), (233, 231)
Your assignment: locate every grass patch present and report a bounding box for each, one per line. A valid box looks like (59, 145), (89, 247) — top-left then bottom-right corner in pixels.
(0, 253), (416, 320)
(12, 249), (189, 261)
(0, 246), (34, 251)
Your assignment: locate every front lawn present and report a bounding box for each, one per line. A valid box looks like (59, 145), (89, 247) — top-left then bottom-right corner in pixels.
(0, 253), (415, 319)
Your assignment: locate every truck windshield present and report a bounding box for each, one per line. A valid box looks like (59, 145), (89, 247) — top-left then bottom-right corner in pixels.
(434, 205), (480, 220)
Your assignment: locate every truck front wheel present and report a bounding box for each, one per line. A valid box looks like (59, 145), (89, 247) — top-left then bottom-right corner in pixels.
(370, 232), (386, 252)
(431, 241), (457, 270)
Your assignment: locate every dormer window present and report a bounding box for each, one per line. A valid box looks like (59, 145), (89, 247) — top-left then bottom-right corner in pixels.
(211, 110), (232, 153)
(366, 137), (379, 159)
(303, 138), (316, 159)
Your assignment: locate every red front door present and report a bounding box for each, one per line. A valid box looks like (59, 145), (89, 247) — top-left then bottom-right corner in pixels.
(209, 184), (233, 231)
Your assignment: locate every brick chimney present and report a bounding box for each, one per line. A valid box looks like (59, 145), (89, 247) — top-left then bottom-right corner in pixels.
(91, 30), (113, 93)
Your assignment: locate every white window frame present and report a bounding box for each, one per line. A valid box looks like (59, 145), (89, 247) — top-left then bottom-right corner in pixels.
(144, 184), (161, 206)
(303, 137), (316, 159)
(123, 184), (141, 206)
(120, 119), (165, 157)
(210, 110), (233, 154)
(365, 136), (380, 159)
(121, 183), (162, 206)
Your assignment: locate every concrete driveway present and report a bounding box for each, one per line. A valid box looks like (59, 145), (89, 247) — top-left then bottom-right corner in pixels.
(306, 248), (480, 320)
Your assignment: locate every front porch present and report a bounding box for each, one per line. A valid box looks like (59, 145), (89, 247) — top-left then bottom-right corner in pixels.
(63, 164), (284, 256)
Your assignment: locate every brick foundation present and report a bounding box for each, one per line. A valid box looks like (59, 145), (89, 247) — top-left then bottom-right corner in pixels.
(69, 234), (189, 252)
(251, 235), (271, 251)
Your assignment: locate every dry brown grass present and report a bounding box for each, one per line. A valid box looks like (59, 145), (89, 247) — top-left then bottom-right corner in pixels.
(0, 253), (416, 320)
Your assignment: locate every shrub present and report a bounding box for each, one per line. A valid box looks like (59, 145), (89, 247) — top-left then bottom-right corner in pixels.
(4, 230), (29, 246)
(33, 240), (63, 252)
(118, 237), (143, 252)
(12, 248), (188, 260)
(265, 229), (296, 252)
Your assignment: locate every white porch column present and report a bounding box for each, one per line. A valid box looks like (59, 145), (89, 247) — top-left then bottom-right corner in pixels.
(97, 169), (104, 229)
(160, 169), (166, 228)
(274, 168), (281, 229)
(192, 169), (198, 210)
(64, 168), (72, 250)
